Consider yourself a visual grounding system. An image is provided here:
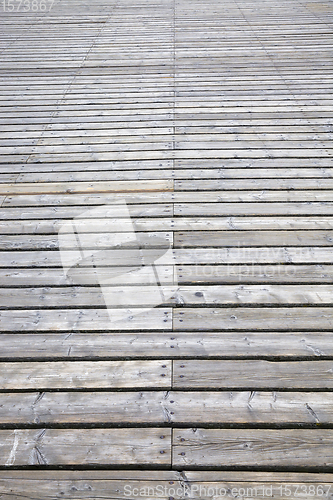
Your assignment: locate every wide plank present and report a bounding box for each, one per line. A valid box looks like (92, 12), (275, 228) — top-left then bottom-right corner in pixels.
(0, 332), (332, 359)
(172, 429), (333, 467)
(0, 308), (173, 331)
(0, 361), (171, 390)
(173, 360), (333, 389)
(0, 428), (171, 466)
(1, 391), (332, 425)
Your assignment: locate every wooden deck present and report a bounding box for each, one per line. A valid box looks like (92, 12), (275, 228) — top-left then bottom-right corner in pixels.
(0, 0), (333, 496)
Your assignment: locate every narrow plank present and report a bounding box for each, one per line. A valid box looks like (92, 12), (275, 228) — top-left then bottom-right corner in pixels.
(0, 204), (174, 218)
(1, 216), (333, 234)
(175, 231), (333, 247)
(1, 247), (332, 268)
(0, 266), (175, 286)
(1, 391), (332, 425)
(174, 202), (333, 216)
(173, 360), (333, 389)
(0, 308), (173, 331)
(0, 428), (171, 466)
(2, 285), (332, 307)
(0, 473), (331, 500)
(173, 307), (333, 330)
(176, 264), (333, 284)
(173, 429), (333, 468)
(175, 179), (333, 190)
(0, 332), (331, 359)
(0, 180), (173, 195)
(0, 231), (172, 250)
(0, 360), (171, 390)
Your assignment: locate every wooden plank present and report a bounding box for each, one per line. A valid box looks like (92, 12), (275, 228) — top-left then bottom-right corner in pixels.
(173, 360), (333, 389)
(172, 429), (333, 468)
(0, 332), (332, 359)
(0, 361), (171, 390)
(173, 307), (333, 330)
(0, 180), (173, 195)
(1, 285), (332, 307)
(175, 230), (333, 247)
(0, 308), (173, 331)
(1, 247), (332, 268)
(174, 203), (333, 216)
(176, 264), (333, 284)
(4, 192), (333, 209)
(169, 391), (333, 424)
(1, 391), (332, 425)
(1, 216), (333, 234)
(0, 428), (171, 466)
(0, 231), (172, 250)
(0, 204), (173, 218)
(0, 472), (331, 500)
(175, 179), (333, 190)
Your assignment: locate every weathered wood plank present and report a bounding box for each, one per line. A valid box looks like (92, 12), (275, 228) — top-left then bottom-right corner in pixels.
(0, 332), (332, 359)
(173, 360), (333, 389)
(175, 230), (333, 247)
(0, 428), (171, 466)
(173, 307), (333, 330)
(175, 179), (333, 190)
(1, 217), (333, 234)
(0, 361), (171, 390)
(0, 308), (173, 331)
(1, 247), (332, 268)
(1, 391), (332, 425)
(0, 180), (173, 195)
(0, 231), (172, 250)
(1, 285), (332, 307)
(172, 429), (333, 468)
(176, 264), (333, 284)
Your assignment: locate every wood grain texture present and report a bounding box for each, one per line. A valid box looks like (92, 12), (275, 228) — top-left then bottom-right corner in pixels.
(1, 391), (332, 425)
(0, 428), (171, 466)
(172, 429), (333, 468)
(0, 361), (171, 390)
(173, 307), (333, 330)
(0, 472), (331, 499)
(1, 0), (333, 480)
(173, 360), (333, 389)
(0, 332), (332, 359)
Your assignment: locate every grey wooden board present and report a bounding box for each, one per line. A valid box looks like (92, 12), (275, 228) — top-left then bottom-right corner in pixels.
(176, 264), (333, 284)
(174, 231), (333, 247)
(172, 429), (333, 468)
(0, 180), (173, 195)
(2, 216), (333, 234)
(1, 247), (332, 268)
(175, 179), (333, 190)
(0, 361), (171, 390)
(174, 202), (333, 216)
(0, 332), (332, 359)
(0, 231), (173, 250)
(4, 193), (333, 209)
(1, 391), (332, 425)
(0, 474), (331, 500)
(173, 307), (333, 330)
(173, 360), (333, 389)
(1, 285), (332, 307)
(0, 308), (173, 331)
(0, 428), (171, 466)
(1, 167), (333, 181)
(0, 204), (174, 218)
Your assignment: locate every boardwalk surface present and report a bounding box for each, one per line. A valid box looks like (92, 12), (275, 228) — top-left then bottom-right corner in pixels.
(0, 0), (333, 496)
